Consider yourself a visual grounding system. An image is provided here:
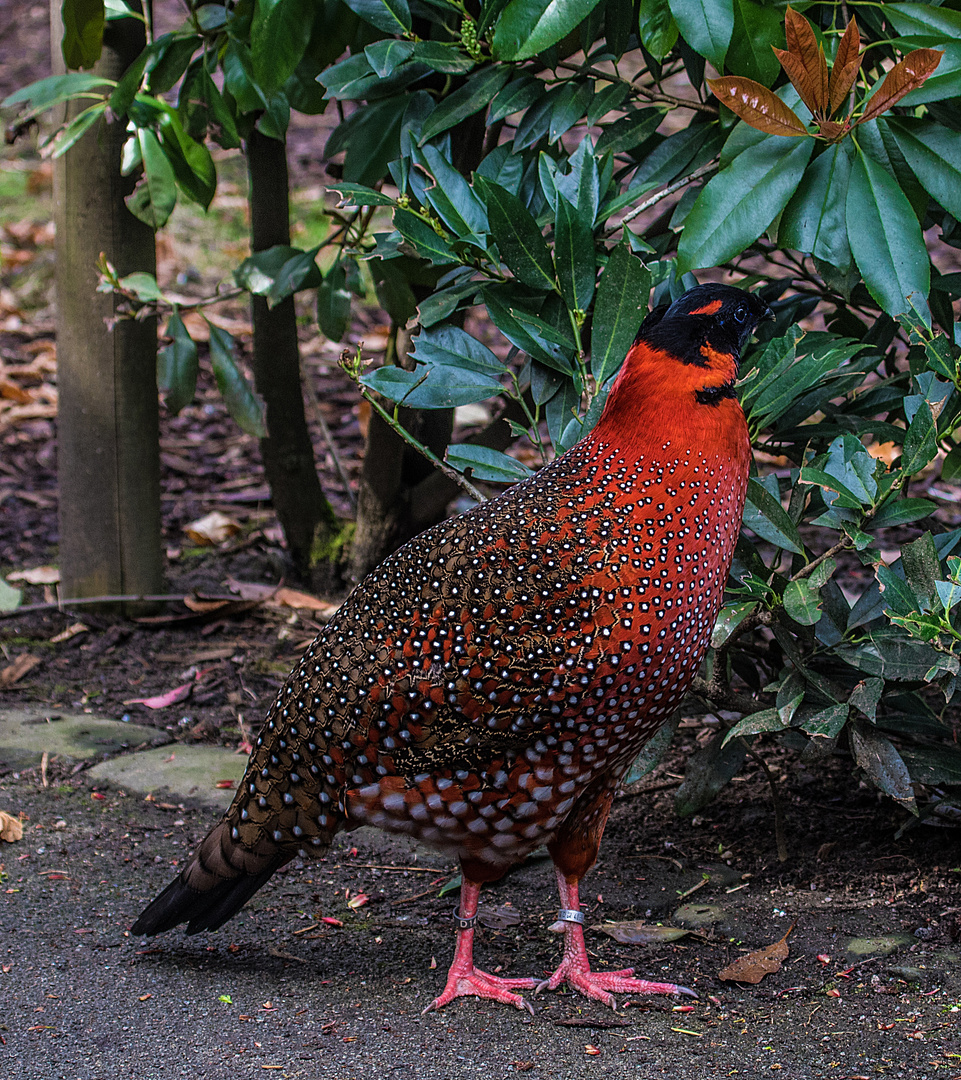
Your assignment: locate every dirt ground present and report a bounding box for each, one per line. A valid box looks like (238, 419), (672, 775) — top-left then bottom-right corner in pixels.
(1, 5), (960, 1077)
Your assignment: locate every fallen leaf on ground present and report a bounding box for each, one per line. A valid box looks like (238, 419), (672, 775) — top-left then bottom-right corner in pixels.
(478, 904), (521, 929)
(7, 565), (59, 584)
(591, 920), (689, 944)
(718, 921), (797, 983)
(50, 622), (89, 644)
(0, 653), (42, 687)
(124, 682), (193, 709)
(226, 577), (340, 618)
(0, 810), (24, 842)
(184, 511), (241, 546)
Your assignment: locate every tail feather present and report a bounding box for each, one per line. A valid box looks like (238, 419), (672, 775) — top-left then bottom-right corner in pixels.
(131, 821), (290, 937)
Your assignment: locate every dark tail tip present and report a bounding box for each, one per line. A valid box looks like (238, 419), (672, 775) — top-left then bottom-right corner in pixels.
(132, 864), (279, 936)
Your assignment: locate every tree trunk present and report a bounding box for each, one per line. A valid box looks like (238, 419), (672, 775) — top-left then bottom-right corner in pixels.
(245, 128), (340, 584)
(51, 3), (162, 610)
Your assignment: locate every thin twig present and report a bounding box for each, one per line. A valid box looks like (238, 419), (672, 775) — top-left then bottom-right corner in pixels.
(746, 745), (789, 863)
(790, 538), (851, 581)
(608, 160), (719, 237)
(0, 593), (240, 618)
(356, 385), (487, 505)
(305, 373), (357, 511)
(555, 62), (718, 114)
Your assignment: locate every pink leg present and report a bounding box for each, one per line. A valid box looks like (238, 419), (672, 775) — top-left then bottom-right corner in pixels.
(423, 878), (537, 1014)
(538, 868), (696, 1009)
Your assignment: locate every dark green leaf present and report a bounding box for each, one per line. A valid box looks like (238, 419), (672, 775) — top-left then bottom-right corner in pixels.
(445, 444), (533, 482)
(849, 722), (917, 813)
(638, 0), (678, 59)
(340, 0), (411, 35)
(420, 144), (489, 242)
(252, 0), (314, 94)
(234, 246), (315, 295)
(417, 66), (510, 144)
(47, 101), (106, 157)
(783, 578), (823, 625)
(409, 41), (475, 74)
(726, 0), (782, 83)
(590, 243), (650, 383)
(361, 364), (503, 408)
(668, 0), (733, 70)
(364, 39), (415, 78)
(267, 246), (322, 307)
(317, 262), (351, 342)
(327, 182), (396, 208)
(710, 601), (757, 648)
(674, 730), (747, 817)
(125, 128), (177, 228)
(483, 287), (570, 370)
(594, 108), (662, 156)
(492, 0), (605, 62)
(489, 76), (546, 123)
(146, 34), (199, 96)
(801, 703), (848, 739)
(779, 142), (853, 269)
(547, 80), (595, 142)
(158, 312), (198, 415)
(411, 326), (503, 375)
(847, 149), (931, 324)
(902, 532), (940, 612)
(871, 498), (936, 529)
(61, 0), (104, 69)
(743, 478), (804, 554)
(723, 708), (786, 744)
(393, 207), (458, 265)
(677, 135), (813, 272)
(475, 176), (556, 291)
(206, 321), (266, 437)
(901, 400), (938, 474)
(886, 118), (961, 224)
(554, 194), (596, 313)
(156, 105), (216, 209)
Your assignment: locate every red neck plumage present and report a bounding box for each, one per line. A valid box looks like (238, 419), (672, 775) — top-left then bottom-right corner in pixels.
(589, 338), (751, 475)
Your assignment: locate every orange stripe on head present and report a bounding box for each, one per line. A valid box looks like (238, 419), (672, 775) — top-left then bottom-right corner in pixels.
(688, 299), (723, 316)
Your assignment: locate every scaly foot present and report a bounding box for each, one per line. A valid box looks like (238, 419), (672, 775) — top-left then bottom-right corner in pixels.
(424, 965), (538, 1014)
(537, 956), (696, 1009)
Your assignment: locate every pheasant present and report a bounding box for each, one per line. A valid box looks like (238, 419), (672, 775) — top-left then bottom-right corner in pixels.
(132, 283), (771, 1011)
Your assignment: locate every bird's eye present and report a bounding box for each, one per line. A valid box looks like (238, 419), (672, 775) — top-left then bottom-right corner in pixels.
(732, 304), (748, 324)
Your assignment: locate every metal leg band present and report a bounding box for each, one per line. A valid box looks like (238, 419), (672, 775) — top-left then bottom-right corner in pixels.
(453, 906), (478, 931)
(556, 908), (585, 925)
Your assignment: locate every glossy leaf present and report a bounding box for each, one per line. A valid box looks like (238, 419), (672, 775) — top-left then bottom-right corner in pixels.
(327, 182), (396, 208)
(708, 77), (809, 137)
(341, 0), (411, 35)
(846, 150), (930, 323)
(125, 129), (177, 229)
(668, 0), (733, 71)
(677, 135), (813, 272)
(857, 49), (943, 128)
(476, 176), (556, 291)
(637, 0), (678, 59)
(445, 443), (533, 482)
(743, 478), (804, 554)
(901, 401), (938, 475)
(252, 0), (314, 94)
(782, 5), (827, 114)
(365, 40), (415, 78)
(393, 208), (458, 266)
(886, 118), (961, 223)
(727, 0), (782, 85)
(492, 0), (605, 62)
(411, 326), (503, 375)
(801, 703), (848, 739)
(779, 141), (852, 268)
(829, 16), (861, 115)
(158, 312), (199, 415)
(554, 194), (596, 313)
(594, 108), (663, 155)
(2, 72), (112, 114)
(361, 364), (503, 408)
(417, 67), (510, 144)
(419, 144), (489, 241)
(783, 578), (822, 625)
(206, 322), (267, 438)
(590, 243), (650, 384)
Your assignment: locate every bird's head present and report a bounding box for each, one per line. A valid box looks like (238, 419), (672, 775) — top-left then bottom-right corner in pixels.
(595, 283), (773, 455)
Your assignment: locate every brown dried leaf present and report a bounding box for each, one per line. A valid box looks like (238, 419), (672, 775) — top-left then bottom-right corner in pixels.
(0, 810), (24, 842)
(857, 49), (944, 127)
(591, 920), (690, 945)
(477, 904), (522, 930)
(7, 565), (60, 585)
(784, 6), (829, 113)
(708, 77), (809, 137)
(829, 16), (862, 115)
(271, 587), (340, 618)
(0, 653), (42, 688)
(718, 921), (796, 984)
